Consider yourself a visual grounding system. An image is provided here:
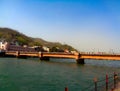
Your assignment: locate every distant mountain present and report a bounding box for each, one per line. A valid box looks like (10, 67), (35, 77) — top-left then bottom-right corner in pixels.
(0, 28), (77, 51)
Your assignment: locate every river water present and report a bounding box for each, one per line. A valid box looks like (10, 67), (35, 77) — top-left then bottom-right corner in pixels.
(0, 57), (119, 91)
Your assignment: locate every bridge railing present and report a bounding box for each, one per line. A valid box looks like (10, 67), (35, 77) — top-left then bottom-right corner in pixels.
(80, 51), (120, 56)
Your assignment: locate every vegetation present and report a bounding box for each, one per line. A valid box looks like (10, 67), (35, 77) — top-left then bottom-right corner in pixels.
(0, 28), (77, 51)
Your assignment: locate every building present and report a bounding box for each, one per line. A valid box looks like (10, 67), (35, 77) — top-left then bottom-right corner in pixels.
(32, 46), (44, 52)
(0, 41), (35, 52)
(42, 46), (50, 52)
(0, 41), (8, 50)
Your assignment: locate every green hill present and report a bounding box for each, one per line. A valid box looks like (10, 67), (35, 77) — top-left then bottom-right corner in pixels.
(0, 28), (77, 51)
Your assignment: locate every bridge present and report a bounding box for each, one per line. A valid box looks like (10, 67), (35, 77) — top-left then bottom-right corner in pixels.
(5, 51), (120, 64)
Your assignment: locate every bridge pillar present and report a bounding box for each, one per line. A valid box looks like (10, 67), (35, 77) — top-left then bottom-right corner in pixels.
(76, 58), (85, 64)
(16, 51), (20, 57)
(40, 57), (50, 61)
(39, 52), (50, 61)
(38, 52), (42, 58)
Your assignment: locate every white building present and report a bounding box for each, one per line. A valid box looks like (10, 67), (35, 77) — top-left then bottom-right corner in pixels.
(0, 41), (8, 50)
(42, 46), (50, 52)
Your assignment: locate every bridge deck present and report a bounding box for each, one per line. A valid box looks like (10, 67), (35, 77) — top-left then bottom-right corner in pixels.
(81, 54), (120, 60)
(5, 51), (120, 61)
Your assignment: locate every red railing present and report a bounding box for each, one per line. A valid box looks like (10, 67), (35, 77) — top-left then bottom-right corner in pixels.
(64, 72), (120, 91)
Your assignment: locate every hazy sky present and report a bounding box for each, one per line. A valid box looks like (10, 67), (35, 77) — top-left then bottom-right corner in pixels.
(0, 0), (120, 52)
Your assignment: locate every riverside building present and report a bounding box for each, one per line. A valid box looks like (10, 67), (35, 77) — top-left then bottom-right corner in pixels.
(0, 41), (35, 52)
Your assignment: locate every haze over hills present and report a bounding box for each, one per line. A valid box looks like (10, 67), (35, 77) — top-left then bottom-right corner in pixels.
(0, 28), (77, 51)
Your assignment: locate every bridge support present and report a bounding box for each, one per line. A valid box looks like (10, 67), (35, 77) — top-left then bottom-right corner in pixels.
(76, 58), (85, 64)
(40, 57), (50, 61)
(16, 51), (20, 57)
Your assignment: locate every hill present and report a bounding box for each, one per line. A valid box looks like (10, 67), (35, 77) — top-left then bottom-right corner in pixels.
(0, 28), (77, 51)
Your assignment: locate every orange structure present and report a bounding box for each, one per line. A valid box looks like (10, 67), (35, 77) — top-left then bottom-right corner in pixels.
(5, 51), (120, 64)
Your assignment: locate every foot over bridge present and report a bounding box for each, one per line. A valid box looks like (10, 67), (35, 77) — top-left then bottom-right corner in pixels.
(5, 51), (120, 64)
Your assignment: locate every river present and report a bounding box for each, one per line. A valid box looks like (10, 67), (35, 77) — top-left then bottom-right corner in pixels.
(0, 57), (119, 91)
